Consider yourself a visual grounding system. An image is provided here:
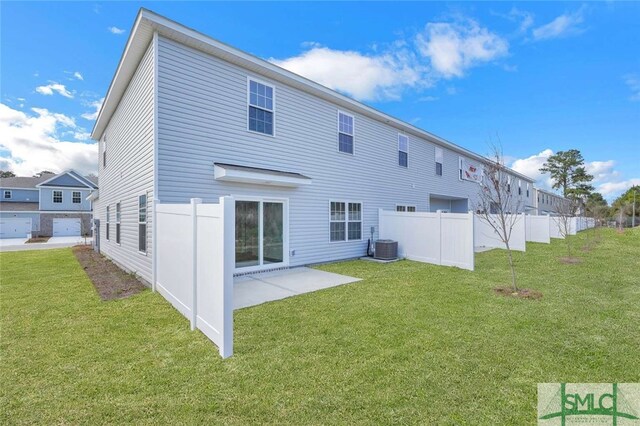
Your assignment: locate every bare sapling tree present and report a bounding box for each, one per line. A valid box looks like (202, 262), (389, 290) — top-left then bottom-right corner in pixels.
(553, 196), (580, 257)
(475, 146), (523, 292)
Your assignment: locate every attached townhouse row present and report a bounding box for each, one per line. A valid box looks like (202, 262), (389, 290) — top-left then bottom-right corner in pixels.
(0, 170), (97, 238)
(89, 9), (565, 284)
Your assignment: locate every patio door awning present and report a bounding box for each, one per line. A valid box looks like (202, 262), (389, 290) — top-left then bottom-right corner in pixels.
(214, 163), (312, 187)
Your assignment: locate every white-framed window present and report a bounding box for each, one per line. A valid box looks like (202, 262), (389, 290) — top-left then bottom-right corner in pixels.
(518, 180), (522, 196)
(396, 204), (417, 212)
(115, 202), (121, 245)
(138, 194), (147, 253)
(247, 78), (274, 136)
(72, 191), (81, 204)
(526, 183), (530, 198)
(329, 201), (362, 242)
(338, 111), (354, 154)
(435, 147), (443, 176)
(106, 206), (110, 241)
(398, 134), (408, 167)
(53, 190), (63, 203)
(3, 190), (11, 199)
(102, 134), (107, 168)
(507, 176), (512, 193)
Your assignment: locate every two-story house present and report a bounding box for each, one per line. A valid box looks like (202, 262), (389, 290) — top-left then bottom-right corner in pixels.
(0, 170), (97, 238)
(90, 9), (536, 284)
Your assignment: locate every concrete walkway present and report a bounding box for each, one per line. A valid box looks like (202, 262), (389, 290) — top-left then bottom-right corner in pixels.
(0, 237), (92, 252)
(234, 267), (361, 309)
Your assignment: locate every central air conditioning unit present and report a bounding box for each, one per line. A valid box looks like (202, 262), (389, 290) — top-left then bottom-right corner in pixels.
(374, 239), (398, 260)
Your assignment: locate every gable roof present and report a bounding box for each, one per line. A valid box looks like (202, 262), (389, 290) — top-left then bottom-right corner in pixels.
(37, 170), (98, 189)
(91, 8), (535, 184)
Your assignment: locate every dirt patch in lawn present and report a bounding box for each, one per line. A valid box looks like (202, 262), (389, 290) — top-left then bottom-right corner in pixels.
(26, 237), (50, 243)
(559, 256), (582, 264)
(72, 246), (147, 301)
(493, 287), (543, 300)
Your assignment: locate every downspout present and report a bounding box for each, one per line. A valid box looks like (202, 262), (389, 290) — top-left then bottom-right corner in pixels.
(152, 31), (159, 292)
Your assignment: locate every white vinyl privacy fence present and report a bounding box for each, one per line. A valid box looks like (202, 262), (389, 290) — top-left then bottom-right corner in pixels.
(156, 197), (234, 358)
(474, 213), (527, 252)
(378, 209), (474, 271)
(525, 214), (551, 244)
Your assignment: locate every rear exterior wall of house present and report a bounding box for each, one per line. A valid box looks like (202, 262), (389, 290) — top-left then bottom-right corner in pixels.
(155, 35), (534, 267)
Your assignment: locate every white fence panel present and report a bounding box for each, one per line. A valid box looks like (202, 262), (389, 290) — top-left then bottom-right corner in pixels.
(474, 213), (526, 252)
(195, 200), (234, 358)
(525, 215), (551, 244)
(378, 210), (474, 271)
(156, 197), (234, 358)
(440, 213), (475, 269)
(156, 203), (194, 318)
(550, 216), (565, 239)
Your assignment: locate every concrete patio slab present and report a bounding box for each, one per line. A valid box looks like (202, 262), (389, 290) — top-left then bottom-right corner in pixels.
(234, 267), (361, 309)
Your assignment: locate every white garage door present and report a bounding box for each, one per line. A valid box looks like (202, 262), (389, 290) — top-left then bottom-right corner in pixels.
(53, 218), (81, 236)
(0, 218), (32, 238)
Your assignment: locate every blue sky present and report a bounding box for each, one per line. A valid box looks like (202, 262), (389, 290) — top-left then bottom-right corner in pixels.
(1, 1), (638, 200)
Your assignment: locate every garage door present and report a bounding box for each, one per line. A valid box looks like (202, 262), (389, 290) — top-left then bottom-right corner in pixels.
(0, 218), (32, 238)
(53, 218), (81, 236)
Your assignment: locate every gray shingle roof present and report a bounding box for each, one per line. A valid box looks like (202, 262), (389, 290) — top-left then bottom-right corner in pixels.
(0, 176), (51, 189)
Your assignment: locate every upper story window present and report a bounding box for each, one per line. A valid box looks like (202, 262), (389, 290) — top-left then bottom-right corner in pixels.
(3, 190), (11, 199)
(53, 190), (63, 203)
(435, 147), (443, 176)
(398, 134), (408, 167)
(338, 112), (354, 154)
(507, 176), (512, 193)
(248, 79), (274, 136)
(518, 180), (522, 196)
(72, 191), (81, 204)
(526, 183), (530, 198)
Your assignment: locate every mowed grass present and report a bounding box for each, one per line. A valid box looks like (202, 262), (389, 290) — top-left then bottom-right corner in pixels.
(1, 228), (638, 424)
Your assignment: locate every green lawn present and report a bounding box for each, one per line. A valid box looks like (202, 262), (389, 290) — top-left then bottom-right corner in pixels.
(1, 228), (638, 424)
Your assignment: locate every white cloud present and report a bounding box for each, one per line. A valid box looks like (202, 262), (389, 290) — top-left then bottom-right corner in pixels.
(0, 103), (97, 176)
(81, 97), (104, 121)
(108, 26), (125, 35)
(271, 18), (507, 101)
(271, 46), (426, 101)
(532, 8), (586, 41)
(624, 74), (640, 102)
(73, 71), (84, 81)
(416, 19), (509, 78)
(510, 149), (555, 189)
(598, 179), (640, 198)
(35, 83), (74, 98)
(585, 160), (618, 183)
(418, 96), (439, 102)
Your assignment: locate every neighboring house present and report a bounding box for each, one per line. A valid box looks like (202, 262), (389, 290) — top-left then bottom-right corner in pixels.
(90, 9), (536, 284)
(534, 188), (571, 215)
(0, 170), (97, 238)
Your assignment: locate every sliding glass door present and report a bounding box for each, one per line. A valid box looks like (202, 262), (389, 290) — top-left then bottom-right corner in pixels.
(235, 199), (286, 270)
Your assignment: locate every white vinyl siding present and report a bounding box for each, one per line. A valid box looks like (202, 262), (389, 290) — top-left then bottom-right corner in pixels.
(97, 40), (155, 283)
